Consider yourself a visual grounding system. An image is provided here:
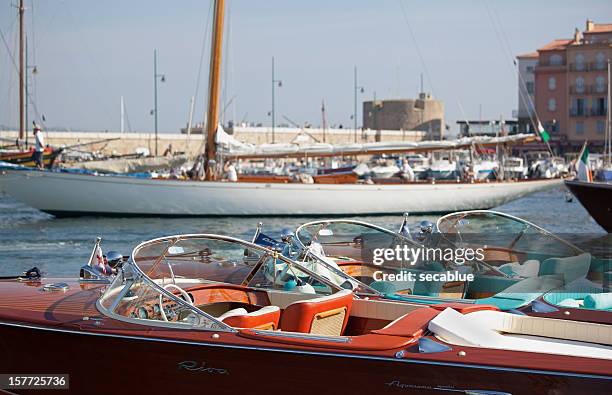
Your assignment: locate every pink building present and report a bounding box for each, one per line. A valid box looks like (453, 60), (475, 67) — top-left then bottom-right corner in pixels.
(528, 20), (612, 152)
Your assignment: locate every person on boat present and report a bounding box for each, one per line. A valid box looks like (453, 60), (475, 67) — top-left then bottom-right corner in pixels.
(224, 161), (238, 182)
(188, 155), (205, 180)
(32, 125), (45, 169)
(401, 159), (415, 181)
(163, 143), (173, 157)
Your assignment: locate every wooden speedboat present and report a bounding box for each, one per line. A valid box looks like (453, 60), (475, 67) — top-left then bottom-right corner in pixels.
(0, 233), (610, 394)
(291, 211), (612, 324)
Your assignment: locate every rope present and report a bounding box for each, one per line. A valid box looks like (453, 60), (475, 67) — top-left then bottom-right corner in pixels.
(483, 1), (553, 155)
(397, 0), (436, 98)
(192, 1), (214, 133)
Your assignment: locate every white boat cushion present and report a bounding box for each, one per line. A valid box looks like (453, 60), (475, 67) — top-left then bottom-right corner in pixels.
(428, 308), (612, 360)
(217, 308), (248, 321)
(246, 305), (280, 317)
(466, 310), (612, 346)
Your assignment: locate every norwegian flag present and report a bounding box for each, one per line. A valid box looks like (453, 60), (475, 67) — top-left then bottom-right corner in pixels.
(89, 242), (106, 275)
(95, 245), (106, 274)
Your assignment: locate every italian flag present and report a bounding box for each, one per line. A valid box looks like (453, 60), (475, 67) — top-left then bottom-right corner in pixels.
(576, 142), (593, 182)
(537, 121), (550, 143)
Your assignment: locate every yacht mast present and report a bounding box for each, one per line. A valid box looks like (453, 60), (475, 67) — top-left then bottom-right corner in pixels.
(204, 0), (225, 181)
(18, 0), (25, 141)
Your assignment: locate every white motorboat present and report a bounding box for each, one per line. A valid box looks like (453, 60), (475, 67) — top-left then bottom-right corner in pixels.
(428, 159), (459, 180)
(472, 159), (499, 180)
(369, 164), (400, 179)
(503, 157), (528, 179)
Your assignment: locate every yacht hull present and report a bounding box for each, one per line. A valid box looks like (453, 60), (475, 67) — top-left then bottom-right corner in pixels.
(565, 180), (612, 232)
(0, 169), (562, 217)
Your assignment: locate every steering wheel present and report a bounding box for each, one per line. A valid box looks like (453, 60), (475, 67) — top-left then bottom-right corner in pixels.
(158, 283), (193, 322)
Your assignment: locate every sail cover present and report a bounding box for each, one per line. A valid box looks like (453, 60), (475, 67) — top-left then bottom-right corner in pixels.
(220, 133), (538, 159)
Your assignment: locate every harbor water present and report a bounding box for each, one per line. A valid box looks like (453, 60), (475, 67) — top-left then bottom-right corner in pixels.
(0, 185), (606, 276)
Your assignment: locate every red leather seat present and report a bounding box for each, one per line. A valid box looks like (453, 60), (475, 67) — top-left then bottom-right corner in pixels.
(280, 289), (354, 336)
(222, 306), (281, 330)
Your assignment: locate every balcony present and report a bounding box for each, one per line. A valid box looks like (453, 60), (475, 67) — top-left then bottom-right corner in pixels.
(568, 63), (588, 72)
(569, 85), (608, 94)
(589, 62), (608, 71)
(568, 62), (608, 72)
(569, 85), (587, 94)
(569, 107), (609, 117)
(536, 60), (566, 68)
(569, 108), (587, 117)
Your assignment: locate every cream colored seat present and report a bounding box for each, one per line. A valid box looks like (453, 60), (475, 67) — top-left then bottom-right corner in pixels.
(220, 306), (281, 330)
(217, 308), (248, 321)
(428, 307), (612, 360)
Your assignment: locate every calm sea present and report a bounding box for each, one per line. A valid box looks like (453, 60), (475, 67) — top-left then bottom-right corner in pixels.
(0, 186), (606, 276)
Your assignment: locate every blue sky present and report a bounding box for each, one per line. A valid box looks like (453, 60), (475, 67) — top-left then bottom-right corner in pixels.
(1, 0), (611, 134)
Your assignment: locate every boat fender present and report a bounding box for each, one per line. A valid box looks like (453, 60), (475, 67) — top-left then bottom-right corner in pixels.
(583, 293), (612, 310)
(284, 279), (297, 291)
(296, 283), (316, 294)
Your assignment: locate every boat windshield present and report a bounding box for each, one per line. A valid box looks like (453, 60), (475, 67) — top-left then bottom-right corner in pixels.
(436, 210), (583, 258)
(294, 216), (592, 304)
(296, 220), (421, 265)
(98, 234), (354, 329)
(294, 220), (453, 289)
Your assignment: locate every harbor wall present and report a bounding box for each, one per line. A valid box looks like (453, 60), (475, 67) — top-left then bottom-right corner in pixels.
(1, 127), (427, 156)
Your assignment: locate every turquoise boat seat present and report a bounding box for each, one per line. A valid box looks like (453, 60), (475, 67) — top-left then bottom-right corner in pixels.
(538, 253), (592, 283)
(467, 276), (521, 295)
(543, 279), (612, 311)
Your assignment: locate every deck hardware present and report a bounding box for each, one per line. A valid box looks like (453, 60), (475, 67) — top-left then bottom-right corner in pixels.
(530, 300), (559, 313)
(457, 350), (466, 357)
(42, 282), (69, 292)
(212, 333), (220, 339)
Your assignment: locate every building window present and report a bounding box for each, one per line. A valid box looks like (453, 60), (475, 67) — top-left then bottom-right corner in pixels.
(548, 77), (556, 91)
(571, 98), (586, 116)
(576, 76), (585, 93)
(526, 81), (534, 94)
(550, 54), (563, 66)
(595, 52), (606, 70)
(593, 97), (607, 116)
(575, 53), (585, 71)
(596, 76), (606, 93)
(576, 122), (584, 134)
(597, 120), (605, 134)
(548, 98), (556, 112)
(526, 66), (534, 73)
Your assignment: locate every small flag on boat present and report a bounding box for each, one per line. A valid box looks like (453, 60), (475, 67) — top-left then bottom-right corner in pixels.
(537, 121), (550, 143)
(95, 245), (107, 274)
(89, 242), (106, 275)
(398, 214), (411, 237)
(253, 232), (283, 250)
(576, 141), (593, 182)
